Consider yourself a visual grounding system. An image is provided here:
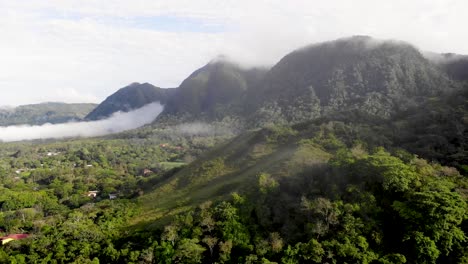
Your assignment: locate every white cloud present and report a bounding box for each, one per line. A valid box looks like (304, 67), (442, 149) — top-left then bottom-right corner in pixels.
(0, 102), (163, 142)
(0, 0), (467, 106)
(46, 88), (100, 104)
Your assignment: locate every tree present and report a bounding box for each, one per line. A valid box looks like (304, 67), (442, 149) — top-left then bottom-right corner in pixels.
(393, 181), (467, 262)
(301, 197), (340, 238)
(172, 238), (205, 264)
(362, 148), (417, 192)
(202, 236), (218, 262)
(162, 224), (179, 246)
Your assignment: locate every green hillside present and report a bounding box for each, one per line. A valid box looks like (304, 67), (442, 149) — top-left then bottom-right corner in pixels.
(133, 89), (468, 262)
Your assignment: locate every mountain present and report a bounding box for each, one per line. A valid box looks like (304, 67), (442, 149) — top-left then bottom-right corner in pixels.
(0, 102), (97, 126)
(246, 36), (455, 125)
(142, 83), (468, 222)
(86, 82), (176, 120)
(434, 53), (468, 82)
(296, 84), (468, 172)
(385, 87), (468, 169)
(139, 96), (468, 262)
(157, 59), (268, 124)
(154, 36), (458, 128)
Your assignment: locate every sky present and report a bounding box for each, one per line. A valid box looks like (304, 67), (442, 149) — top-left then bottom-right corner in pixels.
(0, 0), (467, 106)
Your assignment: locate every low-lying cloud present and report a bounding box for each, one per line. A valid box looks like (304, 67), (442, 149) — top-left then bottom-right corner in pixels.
(173, 122), (235, 136)
(423, 51), (468, 64)
(0, 102), (163, 142)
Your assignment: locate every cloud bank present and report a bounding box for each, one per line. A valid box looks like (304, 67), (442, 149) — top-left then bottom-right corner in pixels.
(0, 102), (163, 142)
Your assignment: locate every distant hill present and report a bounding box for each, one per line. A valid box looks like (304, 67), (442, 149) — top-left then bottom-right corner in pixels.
(86, 82), (176, 120)
(0, 102), (97, 126)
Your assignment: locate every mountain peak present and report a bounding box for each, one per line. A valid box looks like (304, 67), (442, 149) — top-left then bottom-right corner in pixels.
(85, 82), (176, 120)
(246, 36), (452, 124)
(159, 58), (268, 121)
(208, 54), (232, 64)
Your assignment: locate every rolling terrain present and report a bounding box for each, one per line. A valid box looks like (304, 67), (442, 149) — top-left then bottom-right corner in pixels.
(0, 36), (467, 263)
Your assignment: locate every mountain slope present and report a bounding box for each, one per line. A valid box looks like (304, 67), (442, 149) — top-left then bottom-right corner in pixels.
(157, 59), (268, 124)
(306, 84), (468, 171)
(0, 102), (97, 126)
(247, 36), (455, 125)
(86, 83), (176, 120)
(436, 53), (468, 82)
(138, 86), (468, 233)
(385, 87), (468, 169)
(135, 81), (468, 261)
(137, 124), (332, 226)
(153, 36), (457, 128)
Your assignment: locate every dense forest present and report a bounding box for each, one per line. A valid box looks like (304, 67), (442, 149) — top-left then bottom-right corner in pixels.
(0, 36), (467, 263)
(0, 121), (467, 263)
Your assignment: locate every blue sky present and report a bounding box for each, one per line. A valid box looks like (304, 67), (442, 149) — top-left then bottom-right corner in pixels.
(42, 9), (228, 33)
(118, 16), (227, 33)
(0, 0), (467, 106)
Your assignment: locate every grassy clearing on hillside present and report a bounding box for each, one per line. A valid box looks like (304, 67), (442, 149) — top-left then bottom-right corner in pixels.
(158, 162), (187, 170)
(132, 126), (334, 230)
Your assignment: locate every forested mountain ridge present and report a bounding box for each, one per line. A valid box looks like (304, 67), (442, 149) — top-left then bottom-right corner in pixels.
(137, 108), (468, 263)
(246, 36), (457, 125)
(0, 102), (97, 126)
(88, 36), (463, 128)
(86, 82), (176, 120)
(156, 59), (268, 124)
(433, 53), (468, 81)
(2, 36), (461, 129)
(154, 36), (462, 127)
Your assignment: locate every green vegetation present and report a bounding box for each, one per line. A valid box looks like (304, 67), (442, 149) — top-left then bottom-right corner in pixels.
(2, 116), (466, 263)
(0, 131), (233, 263)
(0, 36), (467, 263)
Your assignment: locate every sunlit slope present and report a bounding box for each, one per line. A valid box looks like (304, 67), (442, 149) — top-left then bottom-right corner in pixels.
(134, 82), (468, 228)
(134, 125), (333, 228)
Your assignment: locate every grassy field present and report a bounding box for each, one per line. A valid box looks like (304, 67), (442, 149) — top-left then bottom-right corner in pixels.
(158, 161), (187, 170)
